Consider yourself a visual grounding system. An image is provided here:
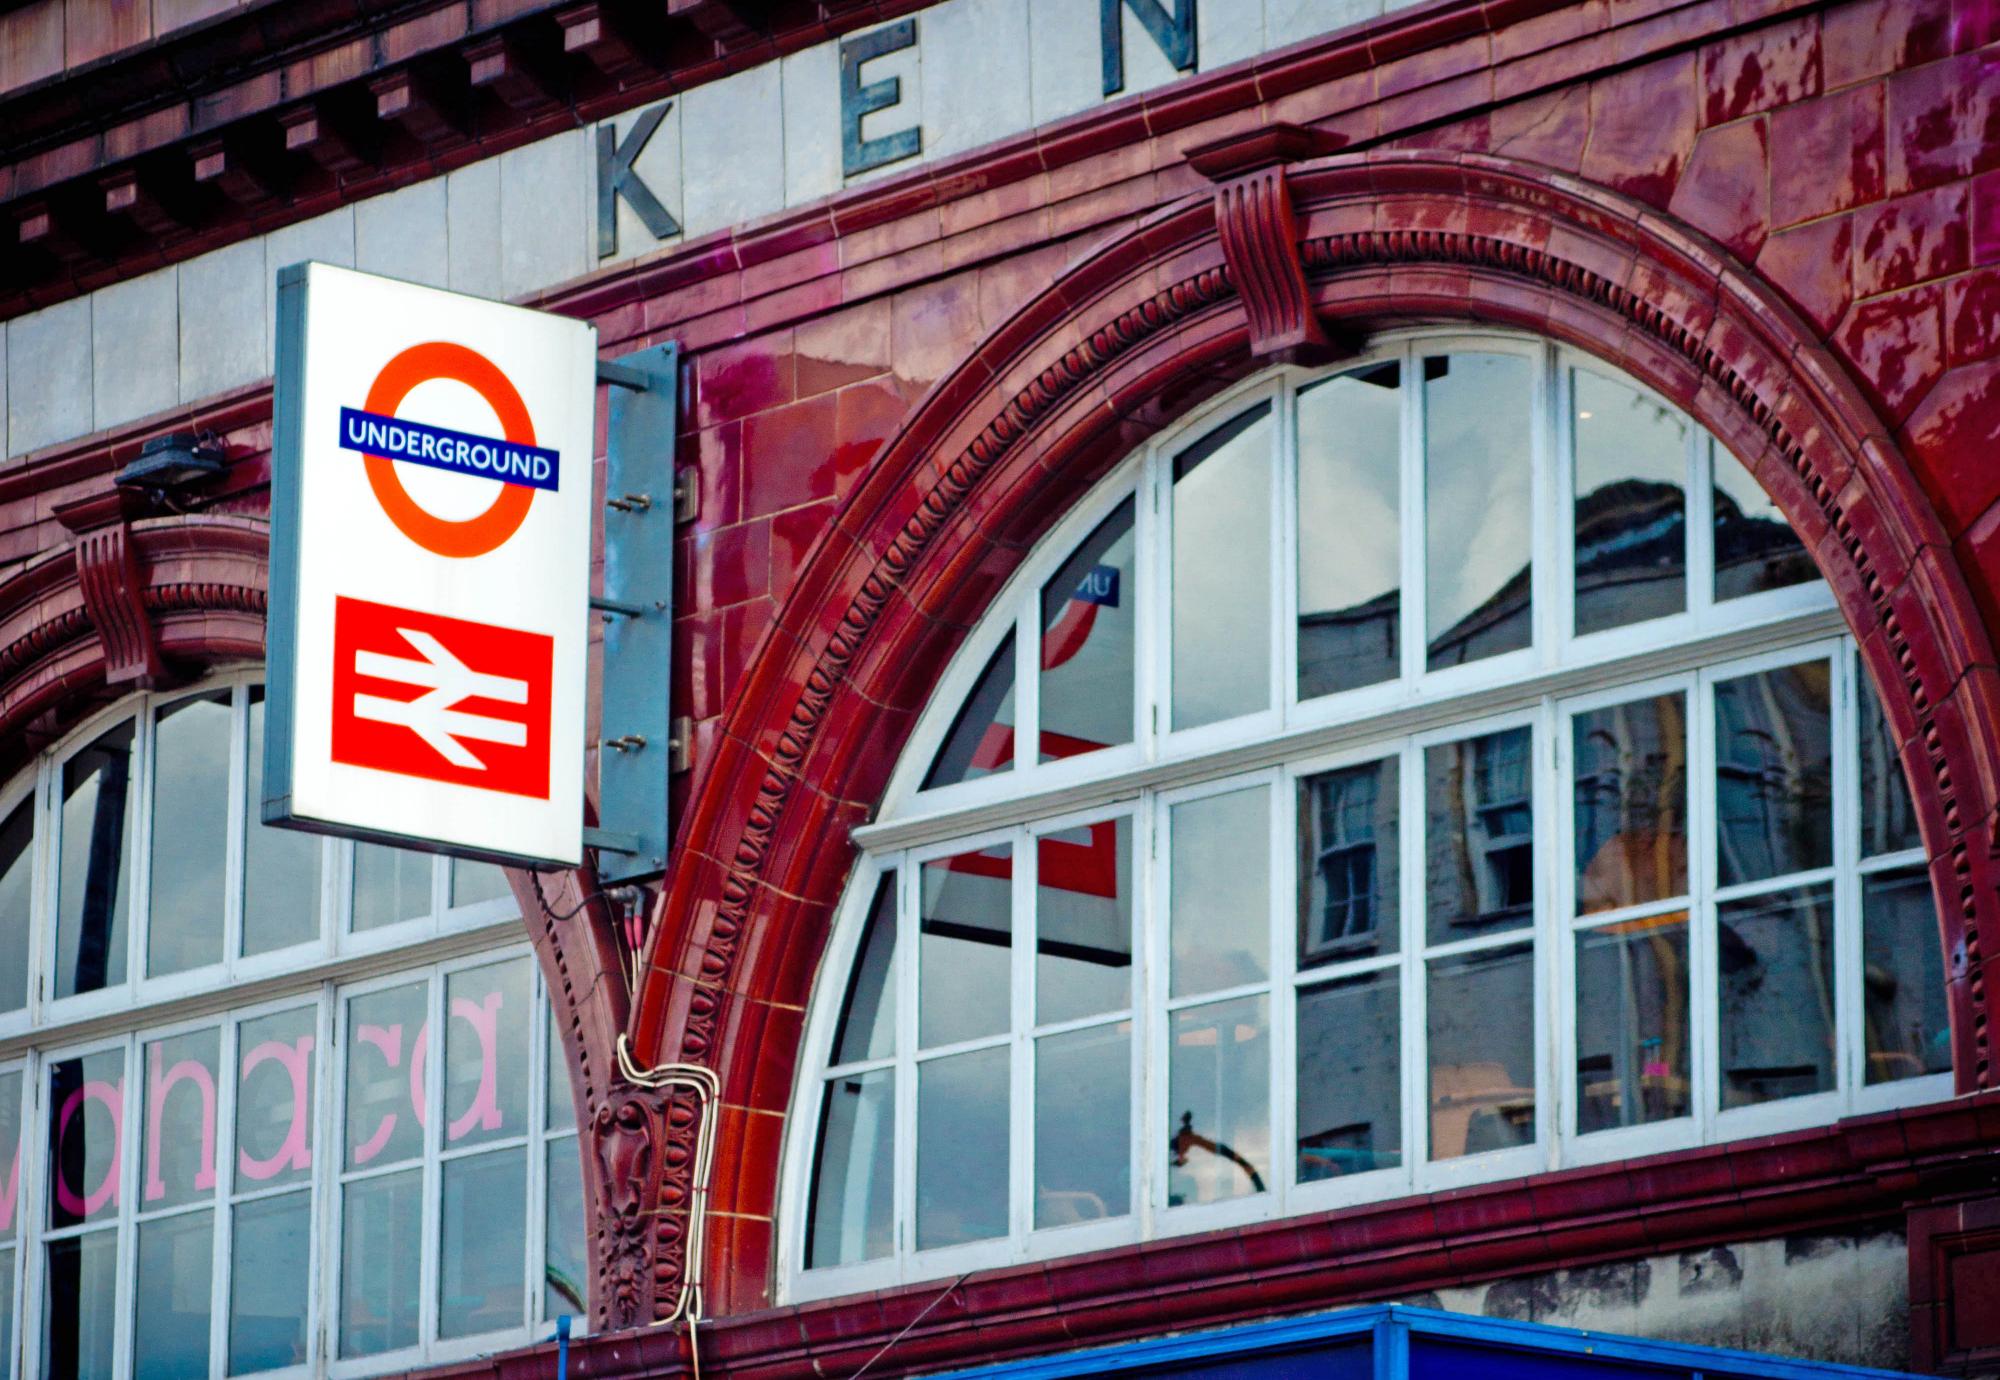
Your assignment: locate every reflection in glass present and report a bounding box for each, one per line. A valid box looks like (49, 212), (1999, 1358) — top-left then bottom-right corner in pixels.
(1574, 694), (1688, 914)
(246, 688), (321, 957)
(1427, 944), (1535, 1159)
(1425, 728), (1534, 942)
(545, 1139), (588, 1318)
(1863, 867), (1952, 1084)
(1575, 914), (1690, 1133)
(1168, 995), (1269, 1206)
(1171, 787), (1269, 997)
(1296, 970), (1400, 1181)
(917, 1049), (1009, 1249)
(47, 1049), (123, 1229)
(1714, 440), (1818, 601)
(149, 692), (231, 977)
(134, 1211), (212, 1378)
(0, 797), (32, 1013)
(1297, 758), (1398, 968)
(451, 858), (512, 908)
(57, 719), (136, 998)
(0, 1246), (12, 1380)
(919, 846), (1012, 1048)
(1426, 354), (1533, 669)
(339, 1168), (421, 1357)
(345, 984), (426, 1169)
(1035, 1022), (1130, 1227)
(1298, 364), (1401, 698)
(143, 1027), (220, 1210)
(1041, 498), (1136, 762)
(1173, 405), (1273, 728)
(1719, 884), (1835, 1107)
(439, 1149), (526, 1338)
(238, 1007), (315, 1191)
(0, 1071), (19, 1240)
(353, 845), (432, 932)
(807, 1070), (894, 1268)
(546, 1010), (574, 1134)
(1037, 818), (1131, 1024)
(831, 874), (896, 1066)
(1858, 666), (1921, 858)
(1573, 370), (1687, 636)
(924, 635), (1015, 789)
(446, 958), (530, 1149)
(231, 1194), (310, 1374)
(43, 1230), (116, 1380)
(1715, 663), (1832, 887)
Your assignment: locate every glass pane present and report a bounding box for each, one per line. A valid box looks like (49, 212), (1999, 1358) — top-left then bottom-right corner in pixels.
(1715, 662), (1832, 888)
(1034, 1022), (1130, 1227)
(1297, 757), (1399, 968)
(1714, 440), (1817, 601)
(0, 797), (34, 1014)
(237, 1007), (315, 1192)
(1426, 353), (1533, 669)
(546, 1007), (575, 1134)
(148, 691), (231, 977)
(919, 845), (1011, 1048)
(134, 1210), (212, 1379)
(345, 983), (426, 1169)
(1719, 883), (1836, 1107)
(47, 1049), (123, 1229)
(1040, 497), (1136, 762)
(1036, 817), (1131, 1024)
(352, 845), (431, 932)
(1572, 369), (1687, 635)
(1574, 693), (1688, 914)
(1425, 728), (1534, 943)
(43, 1230), (116, 1380)
(1858, 666), (1921, 858)
(438, 1148), (526, 1339)
(544, 1139), (587, 1319)
(923, 635), (1015, 789)
(339, 1167), (421, 1357)
(451, 859), (512, 908)
(1863, 867), (1952, 1084)
(831, 873), (897, 1066)
(1575, 913), (1691, 1133)
(445, 958), (531, 1150)
(56, 719), (136, 998)
(245, 688), (321, 957)
(0, 1246), (13, 1380)
(916, 1048), (1009, 1250)
(1167, 994), (1269, 1206)
(1296, 969), (1401, 1181)
(806, 1070), (894, 1269)
(1172, 404), (1273, 728)
(1427, 943), (1535, 1159)
(1299, 363), (1401, 699)
(0, 1071), (20, 1241)
(230, 1193), (310, 1374)
(142, 1027), (220, 1211)
(1170, 786), (1269, 998)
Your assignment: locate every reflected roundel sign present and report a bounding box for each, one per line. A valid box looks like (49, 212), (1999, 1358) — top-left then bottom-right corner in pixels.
(359, 341), (538, 559)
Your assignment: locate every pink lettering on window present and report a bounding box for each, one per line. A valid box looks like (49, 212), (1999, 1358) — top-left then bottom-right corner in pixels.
(55, 1080), (122, 1219)
(237, 1035), (314, 1182)
(446, 990), (505, 1142)
(144, 1048), (217, 1202)
(408, 1022), (429, 1131)
(352, 1023), (403, 1165)
(0, 1140), (18, 1235)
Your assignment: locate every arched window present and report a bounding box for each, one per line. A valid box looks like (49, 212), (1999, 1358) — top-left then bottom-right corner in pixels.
(784, 332), (1951, 1301)
(0, 672), (586, 1379)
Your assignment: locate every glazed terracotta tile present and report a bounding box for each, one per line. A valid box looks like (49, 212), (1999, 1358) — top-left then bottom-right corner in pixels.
(1856, 181), (1972, 296)
(1668, 116), (1771, 261)
(1770, 82), (1885, 227)
(1756, 215), (1856, 335)
(1580, 52), (1697, 209)
(1700, 13), (1822, 126)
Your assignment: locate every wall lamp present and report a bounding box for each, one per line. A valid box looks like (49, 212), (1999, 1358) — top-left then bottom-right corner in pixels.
(113, 432), (228, 504)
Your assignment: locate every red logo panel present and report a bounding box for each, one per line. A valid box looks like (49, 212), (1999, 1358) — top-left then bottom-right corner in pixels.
(330, 595), (553, 799)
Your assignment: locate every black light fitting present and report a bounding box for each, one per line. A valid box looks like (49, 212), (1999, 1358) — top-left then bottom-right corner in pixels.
(113, 432), (228, 494)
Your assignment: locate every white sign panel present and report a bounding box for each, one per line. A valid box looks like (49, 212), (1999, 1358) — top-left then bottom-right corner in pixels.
(265, 262), (595, 867)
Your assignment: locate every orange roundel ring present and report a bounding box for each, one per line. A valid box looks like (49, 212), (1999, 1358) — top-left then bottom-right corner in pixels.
(360, 341), (539, 559)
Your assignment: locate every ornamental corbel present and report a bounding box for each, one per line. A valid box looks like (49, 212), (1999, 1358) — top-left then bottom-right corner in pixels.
(53, 490), (168, 688)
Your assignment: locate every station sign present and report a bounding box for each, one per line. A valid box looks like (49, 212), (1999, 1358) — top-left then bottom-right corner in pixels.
(264, 262), (595, 867)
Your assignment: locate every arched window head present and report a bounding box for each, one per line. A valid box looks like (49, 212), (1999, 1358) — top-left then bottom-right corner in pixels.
(785, 333), (1953, 1301)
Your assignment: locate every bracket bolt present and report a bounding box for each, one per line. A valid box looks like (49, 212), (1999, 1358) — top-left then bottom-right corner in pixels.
(606, 734), (648, 752)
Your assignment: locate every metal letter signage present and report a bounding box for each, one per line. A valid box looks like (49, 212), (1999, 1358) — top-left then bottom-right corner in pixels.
(597, 102), (682, 259)
(266, 261), (595, 867)
(841, 20), (921, 177)
(1101, 0), (1196, 96)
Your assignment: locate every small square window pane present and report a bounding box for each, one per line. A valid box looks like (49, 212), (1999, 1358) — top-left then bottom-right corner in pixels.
(230, 1193), (310, 1374)
(1170, 787), (1269, 998)
(1574, 693), (1688, 914)
(1167, 995), (1269, 1207)
(237, 1007), (316, 1192)
(141, 1026), (221, 1210)
(1719, 884), (1836, 1107)
(43, 1229), (116, 1380)
(1172, 404), (1273, 729)
(1715, 663), (1832, 888)
(919, 846), (1012, 1048)
(806, 1070), (894, 1269)
(1297, 758), (1399, 969)
(1296, 969), (1401, 1181)
(339, 1168), (422, 1357)
(1040, 497), (1136, 762)
(546, 1006), (575, 1134)
(1425, 728), (1534, 943)
(916, 1049), (1009, 1250)
(352, 845), (432, 932)
(1298, 364), (1401, 700)
(148, 691), (232, 977)
(1427, 943), (1535, 1160)
(1857, 665), (1922, 859)
(1863, 867), (1953, 1084)
(246, 688), (321, 957)
(1575, 913), (1691, 1133)
(0, 797), (35, 1014)
(545, 1138), (587, 1319)
(450, 859), (513, 909)
(56, 719), (136, 999)
(1426, 354), (1533, 669)
(831, 873), (896, 1066)
(445, 958), (532, 1149)
(1714, 440), (1817, 601)
(1036, 818), (1131, 1025)
(47, 1049), (124, 1229)
(438, 1148), (527, 1339)
(1572, 369), (1687, 636)
(135, 1210), (213, 1379)
(1035, 1022), (1130, 1228)
(344, 984), (426, 1170)
(923, 635), (1016, 789)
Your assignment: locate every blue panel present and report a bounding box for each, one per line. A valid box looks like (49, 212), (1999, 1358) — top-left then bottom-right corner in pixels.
(1145, 1339), (1371, 1380)
(261, 262), (310, 829)
(1410, 1337), (1685, 1380)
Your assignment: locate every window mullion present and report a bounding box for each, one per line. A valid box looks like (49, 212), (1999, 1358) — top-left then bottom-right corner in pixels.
(418, 972), (445, 1354)
(1267, 768), (1293, 1212)
(1691, 667), (1720, 1142)
(222, 687), (249, 972)
(1399, 740), (1425, 1185)
(1399, 340), (1425, 687)
(208, 1017), (240, 1380)
(129, 707), (156, 1001)
(525, 975), (549, 1330)
(1010, 827), (1033, 1254)
(893, 859), (917, 1275)
(113, 1034), (139, 1380)
(312, 984), (336, 1372)
(1833, 647), (1864, 1106)
(1533, 703), (1561, 1174)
